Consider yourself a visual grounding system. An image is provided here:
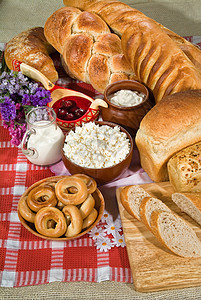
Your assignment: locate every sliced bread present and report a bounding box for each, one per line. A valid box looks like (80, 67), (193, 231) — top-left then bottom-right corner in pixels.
(150, 210), (201, 257)
(120, 185), (150, 220)
(140, 196), (171, 231)
(172, 192), (201, 226)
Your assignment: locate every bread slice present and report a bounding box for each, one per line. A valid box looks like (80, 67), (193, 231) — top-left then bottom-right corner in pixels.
(140, 197), (171, 231)
(120, 185), (150, 220)
(150, 210), (201, 257)
(172, 192), (201, 226)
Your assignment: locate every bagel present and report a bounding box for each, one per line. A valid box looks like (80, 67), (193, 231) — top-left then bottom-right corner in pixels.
(63, 205), (83, 237)
(82, 208), (98, 230)
(55, 176), (88, 205)
(18, 196), (36, 223)
(79, 194), (95, 219)
(27, 185), (57, 212)
(72, 174), (97, 194)
(35, 207), (67, 238)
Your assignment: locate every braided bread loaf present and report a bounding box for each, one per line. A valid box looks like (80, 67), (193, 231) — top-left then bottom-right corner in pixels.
(63, 0), (201, 72)
(63, 0), (201, 102)
(44, 7), (136, 93)
(4, 27), (58, 82)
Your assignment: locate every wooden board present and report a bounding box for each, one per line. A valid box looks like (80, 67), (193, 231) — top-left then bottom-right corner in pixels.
(116, 182), (201, 292)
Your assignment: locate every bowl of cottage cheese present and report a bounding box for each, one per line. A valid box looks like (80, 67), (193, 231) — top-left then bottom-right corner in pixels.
(101, 80), (152, 132)
(62, 121), (134, 184)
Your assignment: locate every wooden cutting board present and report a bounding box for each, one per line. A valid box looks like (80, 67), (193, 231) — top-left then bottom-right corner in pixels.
(116, 182), (201, 292)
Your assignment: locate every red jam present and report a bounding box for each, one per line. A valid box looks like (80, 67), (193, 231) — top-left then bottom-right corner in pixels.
(53, 96), (91, 122)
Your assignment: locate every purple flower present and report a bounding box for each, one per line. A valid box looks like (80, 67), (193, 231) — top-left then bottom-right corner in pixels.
(0, 71), (52, 146)
(0, 96), (16, 122)
(8, 122), (27, 146)
(22, 94), (31, 105)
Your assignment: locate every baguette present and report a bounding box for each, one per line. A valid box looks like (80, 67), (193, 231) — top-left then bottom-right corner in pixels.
(135, 90), (201, 182)
(172, 193), (201, 226)
(150, 210), (201, 257)
(120, 185), (150, 221)
(44, 7), (136, 94)
(167, 142), (201, 192)
(63, 0), (201, 74)
(4, 27), (58, 82)
(139, 196), (171, 232)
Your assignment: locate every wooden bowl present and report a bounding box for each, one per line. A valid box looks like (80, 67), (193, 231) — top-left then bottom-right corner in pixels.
(62, 121), (134, 184)
(101, 80), (152, 132)
(17, 175), (105, 240)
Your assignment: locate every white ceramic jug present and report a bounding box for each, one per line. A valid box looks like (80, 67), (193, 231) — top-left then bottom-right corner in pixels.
(21, 106), (64, 165)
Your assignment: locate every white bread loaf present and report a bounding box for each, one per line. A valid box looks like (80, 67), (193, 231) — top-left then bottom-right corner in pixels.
(139, 196), (171, 231)
(44, 7), (136, 94)
(4, 27), (58, 83)
(168, 142), (201, 192)
(172, 193), (201, 226)
(150, 210), (201, 257)
(120, 185), (150, 221)
(135, 90), (201, 182)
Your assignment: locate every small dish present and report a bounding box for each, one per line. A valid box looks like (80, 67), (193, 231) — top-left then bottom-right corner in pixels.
(101, 80), (152, 132)
(17, 175), (105, 240)
(62, 121), (134, 184)
(49, 96), (100, 131)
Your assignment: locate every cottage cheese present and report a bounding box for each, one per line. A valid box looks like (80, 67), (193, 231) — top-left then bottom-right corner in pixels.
(63, 122), (131, 168)
(108, 89), (145, 107)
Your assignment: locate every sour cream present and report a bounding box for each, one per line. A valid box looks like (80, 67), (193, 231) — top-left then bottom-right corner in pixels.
(108, 89), (146, 107)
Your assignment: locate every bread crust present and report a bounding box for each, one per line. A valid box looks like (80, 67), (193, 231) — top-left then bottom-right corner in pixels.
(168, 143), (201, 192)
(45, 6), (136, 93)
(4, 27), (58, 82)
(139, 196), (171, 231)
(44, 7), (81, 53)
(135, 90), (201, 182)
(121, 20), (201, 103)
(63, 0), (201, 78)
(120, 186), (137, 219)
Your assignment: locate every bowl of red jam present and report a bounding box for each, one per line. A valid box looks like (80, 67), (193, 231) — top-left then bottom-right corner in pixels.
(49, 96), (100, 131)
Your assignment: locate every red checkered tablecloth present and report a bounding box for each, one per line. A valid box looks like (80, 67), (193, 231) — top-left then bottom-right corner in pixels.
(1, 35), (201, 288)
(0, 45), (136, 288)
(0, 99), (135, 288)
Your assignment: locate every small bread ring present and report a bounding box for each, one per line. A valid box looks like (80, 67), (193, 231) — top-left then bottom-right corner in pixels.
(62, 205), (83, 237)
(72, 174), (97, 194)
(39, 181), (57, 189)
(79, 194), (95, 219)
(55, 176), (88, 205)
(82, 208), (98, 230)
(18, 196), (36, 223)
(27, 185), (57, 212)
(35, 207), (67, 238)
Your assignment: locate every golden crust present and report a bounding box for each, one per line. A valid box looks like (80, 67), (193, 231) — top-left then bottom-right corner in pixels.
(44, 7), (80, 53)
(135, 90), (201, 182)
(45, 6), (136, 93)
(121, 20), (201, 103)
(4, 27), (58, 82)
